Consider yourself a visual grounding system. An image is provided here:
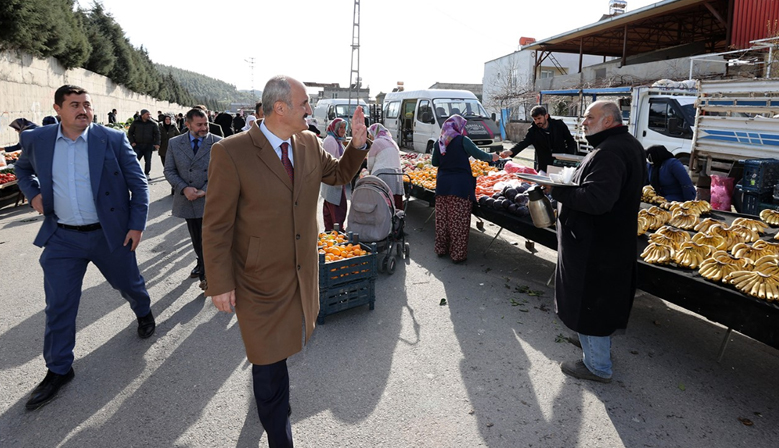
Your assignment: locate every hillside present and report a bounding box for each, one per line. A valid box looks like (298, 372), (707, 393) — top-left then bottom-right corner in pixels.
(157, 64), (259, 110)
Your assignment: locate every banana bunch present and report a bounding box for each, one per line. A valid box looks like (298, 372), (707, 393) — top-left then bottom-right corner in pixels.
(673, 241), (711, 269)
(683, 200), (712, 215)
(754, 240), (779, 256)
(641, 242), (674, 264)
(639, 208), (671, 231)
(642, 185), (667, 204)
(729, 225), (760, 244)
(753, 254), (779, 277)
(692, 232), (728, 250)
(732, 217), (768, 234)
(649, 233), (676, 248)
(668, 202), (695, 216)
(668, 210), (700, 230)
(698, 250), (752, 282)
(637, 216), (650, 236)
(656, 226), (691, 248)
(694, 217), (722, 233)
(760, 209), (779, 226)
(724, 270), (779, 301)
(707, 224), (752, 250)
(731, 242), (770, 262)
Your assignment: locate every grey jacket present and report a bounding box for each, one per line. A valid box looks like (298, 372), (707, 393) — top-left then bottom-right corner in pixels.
(164, 132), (221, 219)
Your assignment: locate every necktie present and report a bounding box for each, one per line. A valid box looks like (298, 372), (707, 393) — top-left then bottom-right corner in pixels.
(280, 142), (294, 183)
(192, 138), (200, 155)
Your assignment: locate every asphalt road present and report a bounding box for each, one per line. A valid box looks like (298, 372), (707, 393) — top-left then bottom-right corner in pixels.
(1, 152), (778, 448)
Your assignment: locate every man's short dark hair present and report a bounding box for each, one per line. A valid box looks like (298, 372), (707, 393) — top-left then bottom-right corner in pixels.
(255, 101), (263, 115)
(186, 108), (208, 122)
(54, 85), (88, 107)
(530, 106), (547, 118)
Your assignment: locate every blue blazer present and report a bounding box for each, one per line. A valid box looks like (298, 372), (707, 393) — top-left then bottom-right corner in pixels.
(15, 123), (149, 252)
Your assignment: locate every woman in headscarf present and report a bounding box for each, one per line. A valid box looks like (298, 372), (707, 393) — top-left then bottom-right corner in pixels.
(367, 123), (404, 210)
(1, 118), (38, 153)
(432, 115), (498, 263)
(320, 118), (350, 230)
(241, 113), (257, 132)
(158, 114), (180, 167)
(645, 145), (695, 201)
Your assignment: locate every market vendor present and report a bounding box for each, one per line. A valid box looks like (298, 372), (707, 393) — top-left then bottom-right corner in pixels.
(645, 144), (695, 202)
(499, 105), (578, 173)
(1, 118), (39, 153)
(551, 101), (645, 383)
(433, 115), (498, 263)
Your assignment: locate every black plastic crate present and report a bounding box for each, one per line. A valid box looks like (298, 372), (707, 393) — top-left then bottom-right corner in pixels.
(742, 190), (773, 215)
(317, 277), (375, 324)
(318, 242), (377, 290)
(741, 158), (779, 193)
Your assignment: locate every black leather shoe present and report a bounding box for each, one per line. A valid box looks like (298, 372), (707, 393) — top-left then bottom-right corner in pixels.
(137, 311), (155, 339)
(25, 368), (74, 410)
(190, 266), (202, 279)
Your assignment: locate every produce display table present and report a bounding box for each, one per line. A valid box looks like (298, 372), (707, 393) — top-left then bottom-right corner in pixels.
(0, 180), (24, 209)
(406, 183), (779, 353)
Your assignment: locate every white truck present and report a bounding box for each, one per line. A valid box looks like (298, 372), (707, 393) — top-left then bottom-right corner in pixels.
(540, 80), (698, 164)
(689, 78), (779, 177)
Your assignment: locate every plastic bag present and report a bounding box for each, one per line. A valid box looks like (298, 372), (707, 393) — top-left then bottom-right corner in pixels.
(503, 161), (537, 175)
(710, 175), (735, 211)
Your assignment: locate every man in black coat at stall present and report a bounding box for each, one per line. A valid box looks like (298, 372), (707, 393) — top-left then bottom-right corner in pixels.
(550, 101), (646, 383)
(500, 105), (578, 173)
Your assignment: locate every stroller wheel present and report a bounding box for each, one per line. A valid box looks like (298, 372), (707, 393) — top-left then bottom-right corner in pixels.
(387, 256), (397, 274)
(379, 255), (388, 273)
(403, 242), (410, 259)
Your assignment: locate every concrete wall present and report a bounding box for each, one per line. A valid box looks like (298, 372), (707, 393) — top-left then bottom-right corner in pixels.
(535, 55), (727, 90)
(0, 51), (188, 148)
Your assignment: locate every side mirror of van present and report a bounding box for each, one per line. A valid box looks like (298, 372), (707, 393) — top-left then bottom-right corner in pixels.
(420, 111), (434, 124)
(491, 113), (496, 121)
(328, 112), (336, 120)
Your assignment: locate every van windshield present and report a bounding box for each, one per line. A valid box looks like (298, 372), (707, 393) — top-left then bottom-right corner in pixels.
(334, 104), (365, 118)
(432, 99), (489, 119)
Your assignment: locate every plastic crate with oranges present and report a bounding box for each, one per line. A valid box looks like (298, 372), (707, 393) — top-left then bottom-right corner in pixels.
(317, 231), (377, 290)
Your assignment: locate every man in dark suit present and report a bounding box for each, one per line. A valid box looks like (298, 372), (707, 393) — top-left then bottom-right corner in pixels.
(164, 108), (221, 290)
(15, 84), (155, 411)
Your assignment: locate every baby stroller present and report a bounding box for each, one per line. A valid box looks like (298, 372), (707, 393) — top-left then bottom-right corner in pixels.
(347, 174), (410, 274)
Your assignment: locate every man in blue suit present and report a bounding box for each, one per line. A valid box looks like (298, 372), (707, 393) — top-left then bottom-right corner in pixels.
(15, 85), (155, 411)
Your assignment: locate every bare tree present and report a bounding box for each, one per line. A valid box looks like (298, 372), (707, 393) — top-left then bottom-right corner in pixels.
(484, 55), (535, 121)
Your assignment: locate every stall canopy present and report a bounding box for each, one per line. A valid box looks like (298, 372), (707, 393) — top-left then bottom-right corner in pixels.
(522, 0), (731, 76)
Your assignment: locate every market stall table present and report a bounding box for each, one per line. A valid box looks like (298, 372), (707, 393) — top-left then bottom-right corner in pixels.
(405, 181), (779, 356)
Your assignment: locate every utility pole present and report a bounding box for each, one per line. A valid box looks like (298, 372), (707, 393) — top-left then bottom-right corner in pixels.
(245, 57), (255, 99)
(348, 1), (361, 122)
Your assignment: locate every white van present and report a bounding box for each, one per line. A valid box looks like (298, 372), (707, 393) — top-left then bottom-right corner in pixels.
(312, 98), (370, 136)
(382, 89), (502, 153)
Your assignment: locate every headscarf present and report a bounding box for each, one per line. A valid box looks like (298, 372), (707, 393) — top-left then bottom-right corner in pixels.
(242, 114), (257, 131)
(437, 115), (467, 155)
(326, 118), (347, 141)
(368, 123), (392, 142)
(42, 116), (57, 126)
(9, 118), (37, 132)
(645, 145), (675, 191)
(163, 114), (174, 132)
